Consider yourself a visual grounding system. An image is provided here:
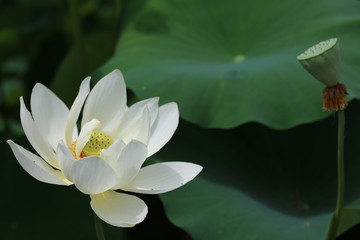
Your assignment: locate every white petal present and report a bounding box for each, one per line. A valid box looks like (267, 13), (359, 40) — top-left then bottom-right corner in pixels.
(82, 69), (127, 133)
(20, 97), (59, 168)
(65, 77), (91, 147)
(123, 97), (159, 127)
(115, 98), (159, 140)
(116, 107), (151, 144)
(147, 103), (179, 157)
(111, 140), (148, 189)
(123, 162), (202, 194)
(30, 83), (69, 151)
(75, 119), (101, 158)
(70, 156), (119, 194)
(100, 139), (126, 168)
(56, 140), (76, 181)
(7, 140), (70, 185)
(90, 191), (148, 227)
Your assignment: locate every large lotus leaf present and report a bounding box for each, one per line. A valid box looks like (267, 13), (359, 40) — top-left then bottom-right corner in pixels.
(338, 208), (360, 237)
(98, 0), (360, 129)
(156, 100), (360, 240)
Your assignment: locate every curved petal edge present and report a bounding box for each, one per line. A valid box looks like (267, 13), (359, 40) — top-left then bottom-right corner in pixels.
(70, 156), (119, 195)
(124, 162), (202, 194)
(90, 190), (148, 227)
(7, 140), (70, 185)
(147, 103), (179, 157)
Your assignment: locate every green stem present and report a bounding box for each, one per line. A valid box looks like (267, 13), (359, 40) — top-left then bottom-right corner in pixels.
(335, 110), (345, 236)
(94, 213), (106, 240)
(327, 110), (345, 240)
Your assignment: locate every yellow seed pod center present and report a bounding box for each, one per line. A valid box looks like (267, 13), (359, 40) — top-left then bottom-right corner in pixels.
(82, 131), (114, 156)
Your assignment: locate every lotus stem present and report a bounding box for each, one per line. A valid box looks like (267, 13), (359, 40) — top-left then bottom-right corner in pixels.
(94, 213), (106, 240)
(326, 110), (345, 240)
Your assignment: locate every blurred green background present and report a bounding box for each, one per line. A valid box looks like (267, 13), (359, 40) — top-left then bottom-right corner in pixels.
(1, 0), (360, 239)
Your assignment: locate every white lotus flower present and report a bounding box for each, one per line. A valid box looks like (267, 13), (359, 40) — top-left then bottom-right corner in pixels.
(7, 69), (202, 227)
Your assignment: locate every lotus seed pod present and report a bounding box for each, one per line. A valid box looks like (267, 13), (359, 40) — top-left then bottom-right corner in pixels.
(297, 38), (340, 87)
(82, 131), (114, 156)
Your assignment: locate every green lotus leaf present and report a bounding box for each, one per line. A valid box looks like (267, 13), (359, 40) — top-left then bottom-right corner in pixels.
(337, 208), (360, 237)
(99, 0), (360, 129)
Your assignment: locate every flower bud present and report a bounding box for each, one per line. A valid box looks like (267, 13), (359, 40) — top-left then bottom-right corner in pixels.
(297, 38), (340, 87)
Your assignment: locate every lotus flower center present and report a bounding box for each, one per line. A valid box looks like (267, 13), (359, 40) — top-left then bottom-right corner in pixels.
(82, 131), (114, 156)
